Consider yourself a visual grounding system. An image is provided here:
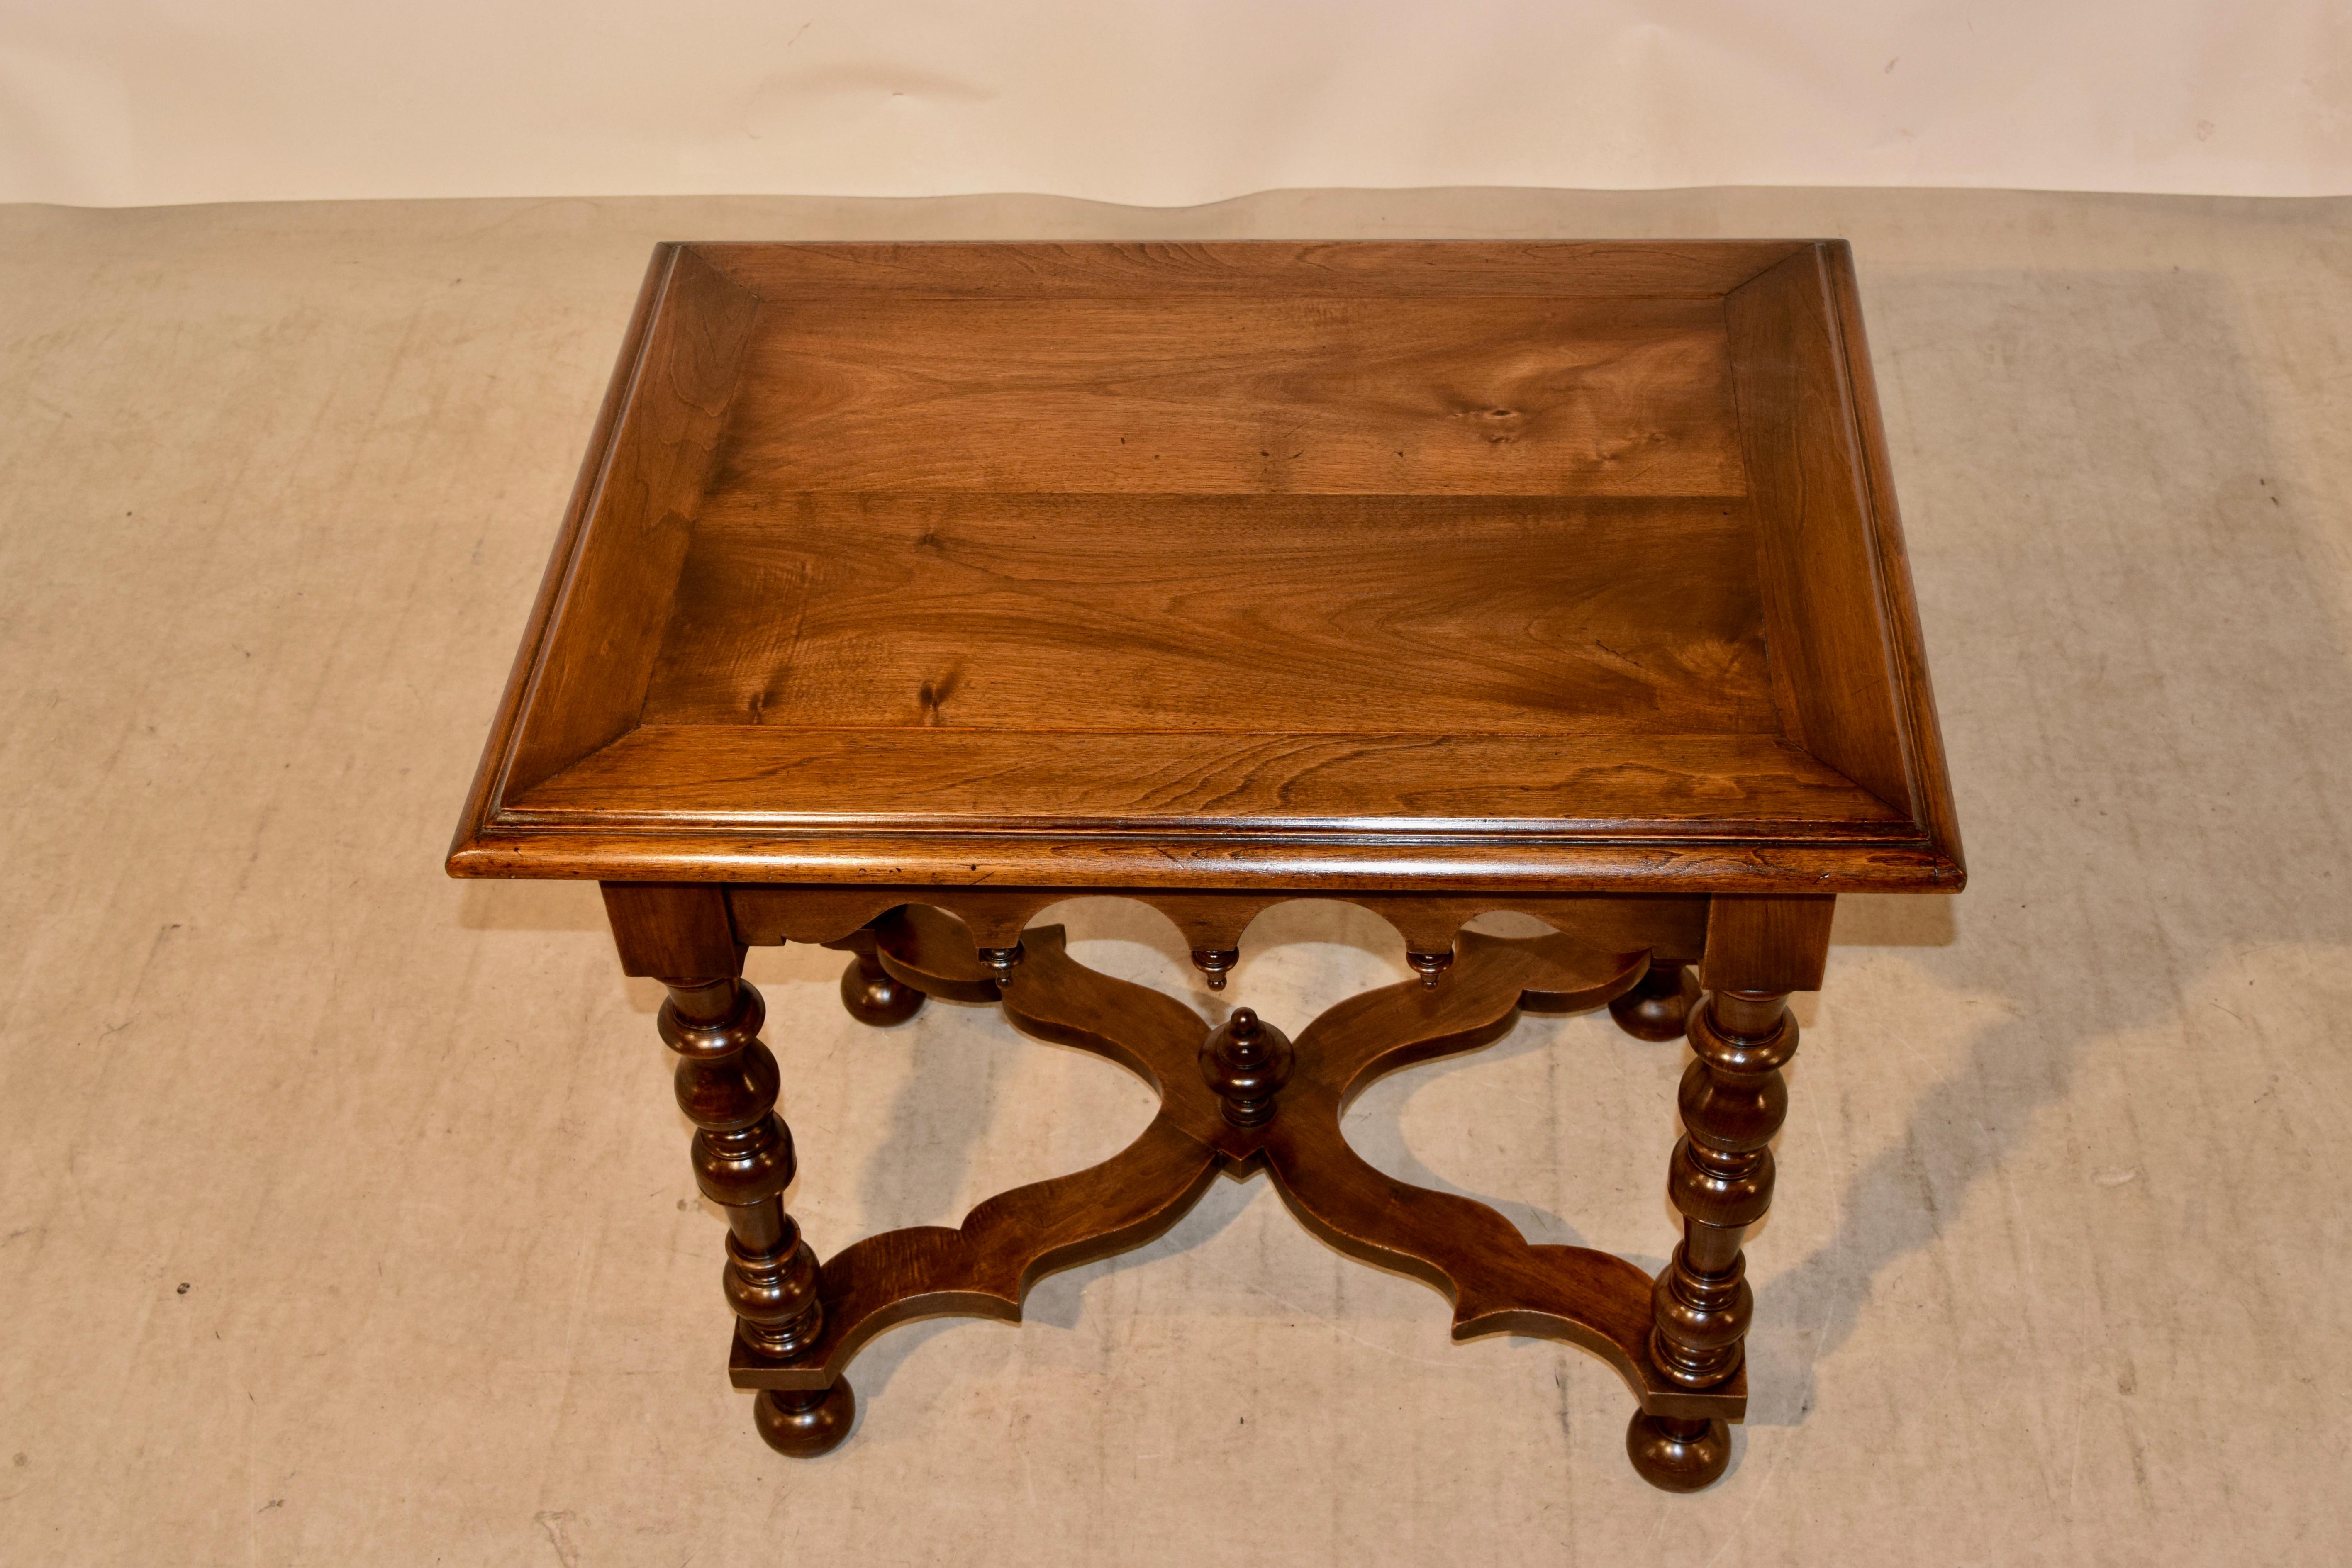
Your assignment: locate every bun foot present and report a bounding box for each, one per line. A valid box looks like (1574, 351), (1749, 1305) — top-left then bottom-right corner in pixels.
(1609, 961), (1696, 1042)
(1624, 1410), (1731, 1492)
(839, 956), (924, 1027)
(753, 1379), (857, 1457)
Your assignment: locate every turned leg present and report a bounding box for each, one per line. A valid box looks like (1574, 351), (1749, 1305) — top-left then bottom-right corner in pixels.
(601, 882), (855, 1457)
(1609, 959), (1696, 1042)
(1626, 986), (1796, 1489)
(834, 918), (925, 1027)
(663, 976), (855, 1455)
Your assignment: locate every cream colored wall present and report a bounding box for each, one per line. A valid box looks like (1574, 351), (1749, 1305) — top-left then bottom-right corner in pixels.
(1, 1), (2345, 206)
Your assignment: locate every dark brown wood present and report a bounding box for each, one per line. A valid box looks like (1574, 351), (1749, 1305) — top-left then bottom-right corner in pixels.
(729, 926), (1225, 1390)
(599, 882), (852, 1454)
(1626, 1411), (1732, 1493)
(728, 922), (1741, 1422)
(823, 916), (926, 1027)
(1609, 959), (1698, 1041)
(664, 972), (853, 1455)
(452, 240), (1967, 1493)
(869, 904), (1005, 1004)
(1199, 1008), (1294, 1127)
(1626, 984), (1797, 1489)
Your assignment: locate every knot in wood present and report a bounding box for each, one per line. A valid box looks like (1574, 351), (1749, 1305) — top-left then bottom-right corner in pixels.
(1199, 1007), (1295, 1129)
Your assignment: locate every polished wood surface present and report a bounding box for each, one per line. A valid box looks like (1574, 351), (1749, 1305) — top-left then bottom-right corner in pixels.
(715, 293), (1744, 496)
(641, 494), (1774, 734)
(505, 251), (759, 798)
(449, 240), (1963, 893)
(726, 909), (1747, 1427)
(447, 241), (1963, 1493)
(512, 726), (1903, 830)
(603, 881), (855, 1456)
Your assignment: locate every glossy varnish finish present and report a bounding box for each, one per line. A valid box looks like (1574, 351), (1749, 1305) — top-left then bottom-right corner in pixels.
(448, 241), (1964, 1493)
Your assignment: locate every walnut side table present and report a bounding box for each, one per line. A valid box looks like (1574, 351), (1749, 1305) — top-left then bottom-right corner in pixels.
(448, 240), (1962, 1492)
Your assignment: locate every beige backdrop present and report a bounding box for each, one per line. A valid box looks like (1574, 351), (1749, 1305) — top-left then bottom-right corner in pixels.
(1, 185), (2349, 1564)
(2, 1), (2347, 205)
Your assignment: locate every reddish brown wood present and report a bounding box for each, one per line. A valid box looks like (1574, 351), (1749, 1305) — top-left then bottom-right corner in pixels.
(733, 886), (1711, 964)
(1821, 242), (1966, 872)
(1723, 241), (1962, 878)
(648, 496), (1770, 734)
(717, 297), (1746, 497)
(1259, 933), (1744, 1421)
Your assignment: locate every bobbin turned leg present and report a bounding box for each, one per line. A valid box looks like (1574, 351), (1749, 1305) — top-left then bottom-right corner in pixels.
(1626, 988), (1794, 1488)
(663, 976), (854, 1454)
(1626, 895), (1828, 1493)
(602, 883), (855, 1457)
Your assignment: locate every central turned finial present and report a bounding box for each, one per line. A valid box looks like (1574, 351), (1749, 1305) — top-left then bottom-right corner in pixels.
(1199, 1006), (1295, 1128)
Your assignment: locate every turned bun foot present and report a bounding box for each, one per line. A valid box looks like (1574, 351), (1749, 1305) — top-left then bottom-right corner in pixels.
(1624, 1410), (1731, 1492)
(753, 1379), (857, 1457)
(839, 956), (925, 1027)
(1609, 961), (1696, 1042)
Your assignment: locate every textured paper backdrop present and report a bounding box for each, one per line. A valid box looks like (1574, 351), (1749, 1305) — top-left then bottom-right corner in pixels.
(1, 2), (2347, 205)
(2, 186), (2349, 1564)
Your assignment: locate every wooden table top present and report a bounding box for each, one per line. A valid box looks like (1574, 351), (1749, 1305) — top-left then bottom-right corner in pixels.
(448, 241), (1962, 894)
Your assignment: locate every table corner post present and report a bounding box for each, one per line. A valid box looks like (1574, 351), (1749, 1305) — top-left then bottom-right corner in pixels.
(1627, 893), (1833, 1491)
(600, 880), (855, 1457)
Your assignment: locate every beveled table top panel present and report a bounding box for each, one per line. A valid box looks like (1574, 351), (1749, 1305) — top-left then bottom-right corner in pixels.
(448, 241), (1961, 894)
